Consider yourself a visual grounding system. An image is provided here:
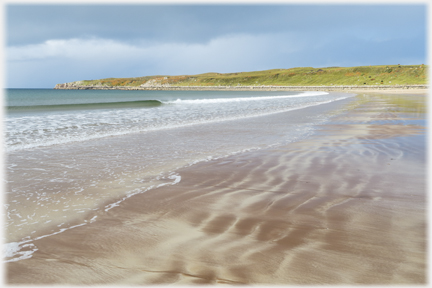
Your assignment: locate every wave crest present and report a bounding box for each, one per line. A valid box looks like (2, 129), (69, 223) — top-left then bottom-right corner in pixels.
(164, 91), (329, 104)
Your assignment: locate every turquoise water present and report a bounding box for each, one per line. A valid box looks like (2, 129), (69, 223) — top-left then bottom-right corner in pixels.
(5, 88), (354, 262)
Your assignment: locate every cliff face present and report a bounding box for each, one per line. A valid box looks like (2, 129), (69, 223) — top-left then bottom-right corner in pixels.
(54, 81), (110, 90)
(54, 78), (173, 89)
(54, 83), (74, 89)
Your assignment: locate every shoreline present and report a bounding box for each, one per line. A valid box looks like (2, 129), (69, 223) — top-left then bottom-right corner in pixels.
(53, 84), (429, 92)
(6, 91), (427, 284)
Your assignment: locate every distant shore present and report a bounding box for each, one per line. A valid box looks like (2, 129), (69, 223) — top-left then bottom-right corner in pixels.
(54, 84), (428, 92)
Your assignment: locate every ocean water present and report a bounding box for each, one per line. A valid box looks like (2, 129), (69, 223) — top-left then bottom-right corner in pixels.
(4, 88), (353, 262)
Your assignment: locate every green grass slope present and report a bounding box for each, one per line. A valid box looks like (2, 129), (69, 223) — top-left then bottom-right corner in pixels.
(73, 64), (428, 88)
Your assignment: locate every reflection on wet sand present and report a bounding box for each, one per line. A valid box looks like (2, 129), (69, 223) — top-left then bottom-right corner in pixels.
(6, 93), (426, 285)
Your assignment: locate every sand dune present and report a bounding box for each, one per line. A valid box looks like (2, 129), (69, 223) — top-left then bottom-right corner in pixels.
(6, 93), (426, 284)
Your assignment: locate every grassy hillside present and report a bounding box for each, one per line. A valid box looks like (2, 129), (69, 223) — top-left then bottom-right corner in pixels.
(73, 64), (428, 88)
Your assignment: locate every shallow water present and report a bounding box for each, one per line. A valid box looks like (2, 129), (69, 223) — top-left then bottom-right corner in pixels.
(4, 89), (354, 262)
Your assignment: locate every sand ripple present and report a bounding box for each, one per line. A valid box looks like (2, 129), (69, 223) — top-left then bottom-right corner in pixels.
(6, 93), (426, 284)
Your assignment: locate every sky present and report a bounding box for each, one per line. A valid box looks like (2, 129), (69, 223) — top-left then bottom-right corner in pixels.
(5, 3), (427, 88)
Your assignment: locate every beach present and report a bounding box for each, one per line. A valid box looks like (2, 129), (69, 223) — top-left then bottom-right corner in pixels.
(5, 90), (426, 284)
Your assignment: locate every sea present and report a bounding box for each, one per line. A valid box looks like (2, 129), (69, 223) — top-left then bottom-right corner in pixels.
(4, 88), (354, 262)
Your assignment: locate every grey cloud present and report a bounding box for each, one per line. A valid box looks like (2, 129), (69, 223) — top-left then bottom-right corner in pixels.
(7, 4), (426, 46)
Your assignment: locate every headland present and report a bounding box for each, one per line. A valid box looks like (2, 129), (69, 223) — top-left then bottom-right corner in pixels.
(53, 64), (428, 92)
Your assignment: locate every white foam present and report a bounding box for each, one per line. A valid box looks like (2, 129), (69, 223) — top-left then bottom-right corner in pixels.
(4, 242), (20, 258)
(168, 174), (181, 185)
(3, 221), (90, 263)
(4, 241), (38, 262)
(164, 91), (328, 104)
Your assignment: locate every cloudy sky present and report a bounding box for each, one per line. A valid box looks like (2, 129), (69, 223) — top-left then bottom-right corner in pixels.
(5, 3), (427, 88)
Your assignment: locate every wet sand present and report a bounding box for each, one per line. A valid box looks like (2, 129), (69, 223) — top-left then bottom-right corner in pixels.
(348, 89), (427, 95)
(6, 92), (427, 285)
